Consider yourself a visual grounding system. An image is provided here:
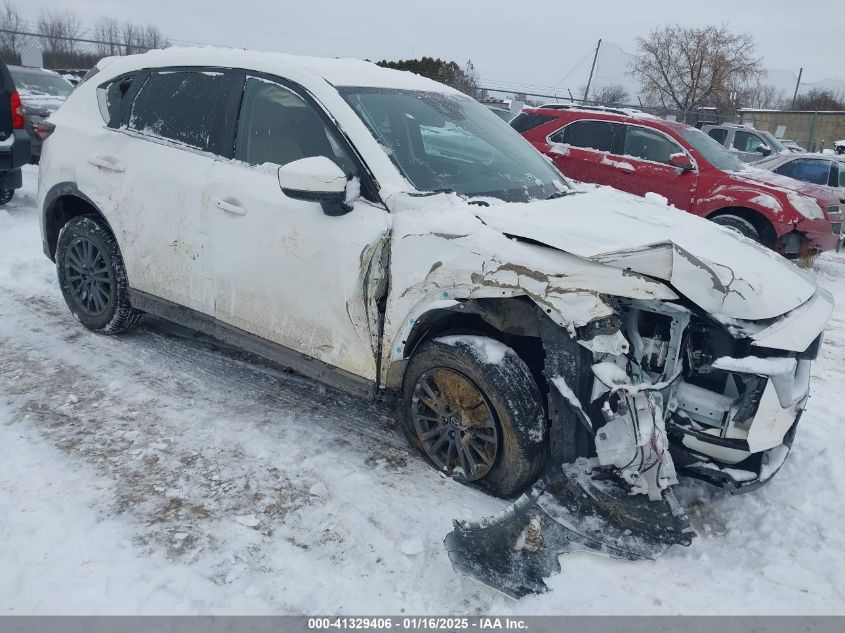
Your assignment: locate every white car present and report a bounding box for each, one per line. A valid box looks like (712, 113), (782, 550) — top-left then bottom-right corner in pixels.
(37, 48), (830, 515)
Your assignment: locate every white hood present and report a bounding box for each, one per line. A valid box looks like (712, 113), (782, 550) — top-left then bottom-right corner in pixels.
(474, 187), (816, 321)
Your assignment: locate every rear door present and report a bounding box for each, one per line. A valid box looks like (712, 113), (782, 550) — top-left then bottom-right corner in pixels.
(614, 124), (697, 209)
(546, 119), (625, 186)
(106, 68), (233, 315)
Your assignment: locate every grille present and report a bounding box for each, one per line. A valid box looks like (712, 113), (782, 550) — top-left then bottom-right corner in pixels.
(834, 222), (842, 235)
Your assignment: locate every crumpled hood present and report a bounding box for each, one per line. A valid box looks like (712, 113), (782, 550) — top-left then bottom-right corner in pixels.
(473, 186), (817, 321)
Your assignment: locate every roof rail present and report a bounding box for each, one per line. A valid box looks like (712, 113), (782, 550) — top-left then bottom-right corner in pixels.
(536, 103), (644, 117)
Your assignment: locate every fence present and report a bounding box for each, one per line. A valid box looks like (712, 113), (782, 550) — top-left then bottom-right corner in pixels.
(739, 109), (845, 152)
(478, 85), (739, 128)
(0, 27), (168, 69)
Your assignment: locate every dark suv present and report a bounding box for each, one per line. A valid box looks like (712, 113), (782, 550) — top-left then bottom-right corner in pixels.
(0, 58), (30, 204)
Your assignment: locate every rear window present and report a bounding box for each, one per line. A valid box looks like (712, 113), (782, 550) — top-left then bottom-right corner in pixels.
(97, 74), (137, 124)
(9, 67), (73, 98)
(549, 120), (619, 153)
(127, 70), (229, 153)
(509, 112), (556, 133)
(707, 128), (727, 144)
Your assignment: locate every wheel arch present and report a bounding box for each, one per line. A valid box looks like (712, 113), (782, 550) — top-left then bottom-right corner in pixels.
(707, 206), (777, 247)
(42, 182), (116, 261)
(384, 297), (546, 392)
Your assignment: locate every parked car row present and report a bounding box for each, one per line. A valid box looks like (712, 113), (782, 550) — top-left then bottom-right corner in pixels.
(512, 104), (843, 257)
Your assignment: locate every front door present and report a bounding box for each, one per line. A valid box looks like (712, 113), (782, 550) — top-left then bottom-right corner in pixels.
(613, 124), (697, 210)
(206, 75), (391, 382)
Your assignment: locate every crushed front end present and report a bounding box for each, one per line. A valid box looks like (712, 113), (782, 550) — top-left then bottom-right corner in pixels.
(446, 289), (831, 597)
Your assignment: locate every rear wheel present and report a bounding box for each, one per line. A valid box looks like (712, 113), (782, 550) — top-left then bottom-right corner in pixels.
(56, 215), (143, 334)
(0, 189), (13, 205)
(711, 214), (761, 243)
(400, 336), (547, 497)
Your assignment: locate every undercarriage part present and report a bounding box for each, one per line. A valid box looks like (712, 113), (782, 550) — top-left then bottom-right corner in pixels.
(444, 461), (694, 598)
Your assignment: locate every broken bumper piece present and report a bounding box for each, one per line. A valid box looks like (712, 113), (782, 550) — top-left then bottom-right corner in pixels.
(444, 461), (694, 598)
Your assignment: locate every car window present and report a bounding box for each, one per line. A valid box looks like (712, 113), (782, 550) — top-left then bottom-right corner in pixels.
(9, 67), (73, 97)
(128, 70), (228, 153)
(340, 87), (568, 202)
(550, 120), (617, 152)
(235, 76), (357, 177)
(680, 128), (744, 172)
(622, 125), (683, 164)
(774, 159), (832, 186)
(708, 128), (727, 144)
(96, 74), (137, 124)
(733, 130), (765, 152)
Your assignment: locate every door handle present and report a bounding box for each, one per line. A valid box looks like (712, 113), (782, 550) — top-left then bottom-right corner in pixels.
(87, 155), (125, 173)
(215, 199), (246, 216)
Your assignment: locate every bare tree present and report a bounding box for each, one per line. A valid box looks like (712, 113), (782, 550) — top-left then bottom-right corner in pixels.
(579, 83), (630, 106)
(794, 88), (845, 111)
(93, 17), (122, 57)
(631, 24), (763, 112)
(37, 10), (82, 58)
(0, 1), (29, 62)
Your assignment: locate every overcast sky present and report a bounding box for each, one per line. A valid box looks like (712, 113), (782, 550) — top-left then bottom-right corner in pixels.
(16, 0), (845, 94)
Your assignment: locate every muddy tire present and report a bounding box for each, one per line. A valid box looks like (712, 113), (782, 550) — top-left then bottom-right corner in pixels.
(400, 336), (547, 498)
(0, 189), (13, 205)
(56, 215), (143, 334)
(711, 214), (760, 242)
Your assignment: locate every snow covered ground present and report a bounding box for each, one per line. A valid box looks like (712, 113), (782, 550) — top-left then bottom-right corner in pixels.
(2, 164), (845, 614)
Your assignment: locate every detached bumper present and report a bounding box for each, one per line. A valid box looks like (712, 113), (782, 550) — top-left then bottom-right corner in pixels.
(788, 215), (842, 256)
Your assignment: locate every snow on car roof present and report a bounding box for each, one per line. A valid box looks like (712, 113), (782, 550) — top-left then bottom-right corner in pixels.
(96, 46), (458, 94)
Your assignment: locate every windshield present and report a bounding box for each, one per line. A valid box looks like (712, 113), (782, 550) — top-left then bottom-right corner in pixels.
(681, 128), (745, 172)
(10, 68), (73, 98)
(339, 87), (568, 202)
(761, 131), (787, 153)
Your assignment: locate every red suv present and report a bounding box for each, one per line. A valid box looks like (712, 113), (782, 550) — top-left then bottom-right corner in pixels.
(513, 105), (843, 257)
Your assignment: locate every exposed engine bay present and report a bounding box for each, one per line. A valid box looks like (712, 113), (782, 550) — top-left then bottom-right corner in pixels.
(446, 296), (819, 597)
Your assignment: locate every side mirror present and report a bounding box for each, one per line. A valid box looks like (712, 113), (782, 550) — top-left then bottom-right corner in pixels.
(668, 152), (694, 171)
(278, 156), (351, 216)
(756, 144), (772, 156)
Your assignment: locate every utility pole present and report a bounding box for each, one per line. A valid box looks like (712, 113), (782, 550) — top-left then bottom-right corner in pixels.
(791, 67), (803, 111)
(583, 39), (602, 104)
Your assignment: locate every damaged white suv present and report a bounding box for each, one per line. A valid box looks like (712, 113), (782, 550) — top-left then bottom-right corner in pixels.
(39, 49), (831, 591)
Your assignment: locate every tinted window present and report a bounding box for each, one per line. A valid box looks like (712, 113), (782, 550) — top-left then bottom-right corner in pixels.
(708, 128), (727, 144)
(774, 159), (832, 186)
(235, 76), (357, 176)
(733, 130), (765, 152)
(128, 70), (228, 152)
(97, 74), (137, 124)
(622, 126), (683, 164)
(510, 112), (555, 133)
(550, 120), (616, 152)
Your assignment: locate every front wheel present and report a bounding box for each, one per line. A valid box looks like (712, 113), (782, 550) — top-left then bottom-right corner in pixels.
(56, 215), (143, 334)
(711, 214), (761, 243)
(400, 335), (547, 497)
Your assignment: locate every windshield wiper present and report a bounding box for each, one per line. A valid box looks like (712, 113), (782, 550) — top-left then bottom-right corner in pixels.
(546, 190), (572, 200)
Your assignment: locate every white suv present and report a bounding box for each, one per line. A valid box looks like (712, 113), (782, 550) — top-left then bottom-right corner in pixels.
(38, 48), (831, 503)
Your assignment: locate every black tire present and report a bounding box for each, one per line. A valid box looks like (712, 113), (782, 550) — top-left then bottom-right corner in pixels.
(711, 214), (761, 242)
(56, 215), (143, 334)
(400, 336), (547, 498)
(0, 189), (13, 205)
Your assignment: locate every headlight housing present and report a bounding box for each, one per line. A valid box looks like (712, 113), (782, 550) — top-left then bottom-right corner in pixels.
(787, 193), (825, 220)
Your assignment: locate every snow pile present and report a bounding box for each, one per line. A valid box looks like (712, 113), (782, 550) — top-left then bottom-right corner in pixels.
(2, 165), (845, 614)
